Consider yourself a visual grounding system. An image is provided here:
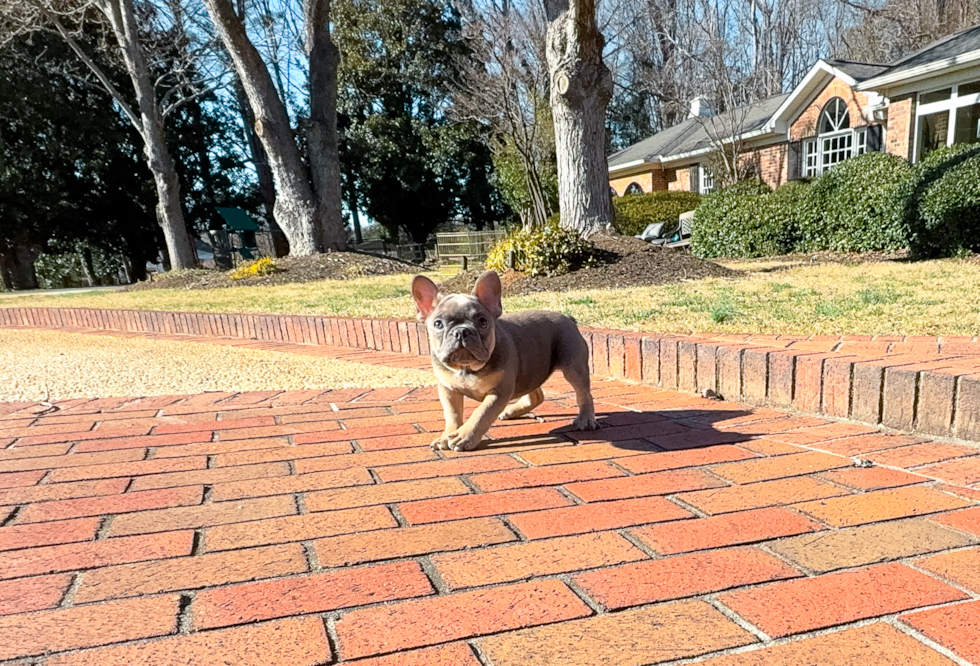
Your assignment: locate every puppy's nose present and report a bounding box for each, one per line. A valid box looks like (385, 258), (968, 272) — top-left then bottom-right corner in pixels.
(453, 328), (466, 342)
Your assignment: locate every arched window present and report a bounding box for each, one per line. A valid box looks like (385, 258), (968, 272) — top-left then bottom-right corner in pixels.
(624, 182), (644, 195)
(803, 97), (868, 177)
(819, 97), (850, 133)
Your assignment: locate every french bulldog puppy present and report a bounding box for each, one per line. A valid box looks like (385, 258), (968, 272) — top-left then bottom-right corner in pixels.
(411, 270), (599, 451)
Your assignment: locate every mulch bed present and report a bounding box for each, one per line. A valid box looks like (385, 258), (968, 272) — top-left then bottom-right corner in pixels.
(127, 252), (419, 291)
(439, 233), (740, 296)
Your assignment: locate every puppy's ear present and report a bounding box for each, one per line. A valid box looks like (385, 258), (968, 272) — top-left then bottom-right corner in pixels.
(473, 271), (502, 319)
(411, 275), (441, 321)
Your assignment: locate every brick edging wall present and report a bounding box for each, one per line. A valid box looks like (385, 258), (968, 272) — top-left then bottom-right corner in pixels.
(4, 306), (980, 444)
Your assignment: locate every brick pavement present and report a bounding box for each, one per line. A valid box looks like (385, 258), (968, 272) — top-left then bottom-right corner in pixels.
(2, 346), (980, 664)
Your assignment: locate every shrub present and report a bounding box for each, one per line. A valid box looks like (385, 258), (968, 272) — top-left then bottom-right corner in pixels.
(486, 222), (597, 276)
(230, 257), (279, 280)
(753, 179), (816, 256)
(897, 144), (980, 259)
(797, 152), (911, 252)
(691, 179), (778, 257)
(612, 191), (702, 236)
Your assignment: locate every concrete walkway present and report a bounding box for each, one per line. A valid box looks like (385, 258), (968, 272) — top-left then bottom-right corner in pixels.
(1, 346), (979, 665)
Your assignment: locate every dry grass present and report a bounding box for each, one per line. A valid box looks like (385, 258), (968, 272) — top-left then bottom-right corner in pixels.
(4, 258), (980, 336)
(0, 328), (433, 402)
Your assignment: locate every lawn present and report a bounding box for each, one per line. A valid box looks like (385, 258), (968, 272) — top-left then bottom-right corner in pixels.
(4, 257), (980, 336)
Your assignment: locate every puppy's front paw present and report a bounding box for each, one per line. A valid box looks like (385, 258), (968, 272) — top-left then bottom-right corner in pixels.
(445, 428), (485, 452)
(430, 434), (452, 450)
(572, 415), (599, 431)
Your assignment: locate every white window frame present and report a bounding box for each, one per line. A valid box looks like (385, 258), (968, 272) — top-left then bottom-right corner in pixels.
(803, 138), (819, 177)
(801, 98), (872, 177)
(803, 129), (868, 177)
(913, 81), (980, 162)
(819, 129), (854, 172)
(855, 127), (868, 155)
(699, 164), (715, 194)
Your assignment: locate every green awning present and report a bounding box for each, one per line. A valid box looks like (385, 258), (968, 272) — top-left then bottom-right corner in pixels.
(216, 207), (261, 232)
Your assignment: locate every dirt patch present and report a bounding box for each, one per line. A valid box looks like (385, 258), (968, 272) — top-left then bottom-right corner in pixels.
(440, 233), (739, 296)
(128, 252), (419, 291)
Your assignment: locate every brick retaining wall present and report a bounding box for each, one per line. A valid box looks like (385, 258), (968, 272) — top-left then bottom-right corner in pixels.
(4, 306), (980, 443)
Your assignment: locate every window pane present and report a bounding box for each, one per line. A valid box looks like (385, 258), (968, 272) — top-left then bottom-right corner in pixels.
(921, 88), (952, 104)
(702, 166), (715, 193)
(822, 133), (853, 170)
(819, 98), (849, 133)
(918, 110), (950, 159)
(803, 140), (818, 177)
(959, 81), (980, 96)
(954, 104), (980, 145)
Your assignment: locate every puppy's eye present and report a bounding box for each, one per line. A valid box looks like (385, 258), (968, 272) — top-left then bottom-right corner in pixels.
(433, 319), (444, 330)
(477, 317), (488, 329)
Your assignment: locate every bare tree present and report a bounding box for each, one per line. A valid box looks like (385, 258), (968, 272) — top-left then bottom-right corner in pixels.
(0, 0), (207, 269)
(840, 0), (980, 63)
(676, 0), (760, 184)
(544, 0), (614, 235)
(454, 0), (556, 228)
(201, 0), (345, 254)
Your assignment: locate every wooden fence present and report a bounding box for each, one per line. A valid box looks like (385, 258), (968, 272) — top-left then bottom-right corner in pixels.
(434, 230), (506, 273)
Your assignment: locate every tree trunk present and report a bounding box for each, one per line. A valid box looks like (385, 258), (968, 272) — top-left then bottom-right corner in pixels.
(305, 0), (347, 250)
(203, 0), (324, 256)
(106, 0), (197, 269)
(0, 242), (40, 290)
(544, 0), (613, 237)
(231, 65), (289, 255)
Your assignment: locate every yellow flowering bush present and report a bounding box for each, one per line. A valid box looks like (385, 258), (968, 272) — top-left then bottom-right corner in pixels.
(230, 257), (279, 280)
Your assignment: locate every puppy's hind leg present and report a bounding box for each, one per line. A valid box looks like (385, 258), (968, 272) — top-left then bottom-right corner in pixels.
(499, 388), (544, 420)
(562, 359), (599, 431)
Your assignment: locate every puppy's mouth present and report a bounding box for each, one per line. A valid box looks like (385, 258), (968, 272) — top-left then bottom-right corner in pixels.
(441, 343), (489, 370)
(443, 347), (487, 370)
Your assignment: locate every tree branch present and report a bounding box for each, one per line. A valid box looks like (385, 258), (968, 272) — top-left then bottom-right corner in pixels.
(40, 5), (145, 140)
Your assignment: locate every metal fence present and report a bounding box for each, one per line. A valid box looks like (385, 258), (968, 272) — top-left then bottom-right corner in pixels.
(434, 230), (506, 272)
(352, 240), (431, 264)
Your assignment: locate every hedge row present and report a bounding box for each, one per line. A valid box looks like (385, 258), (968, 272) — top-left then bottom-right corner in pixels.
(691, 146), (980, 259)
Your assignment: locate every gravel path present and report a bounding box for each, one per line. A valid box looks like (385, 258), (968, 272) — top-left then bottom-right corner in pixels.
(0, 329), (434, 401)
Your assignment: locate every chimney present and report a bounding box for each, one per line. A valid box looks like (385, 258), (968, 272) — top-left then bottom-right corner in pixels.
(688, 97), (714, 118)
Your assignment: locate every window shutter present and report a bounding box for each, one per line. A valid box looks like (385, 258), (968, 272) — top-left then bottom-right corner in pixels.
(868, 125), (884, 152)
(690, 166), (700, 194)
(788, 140), (803, 180)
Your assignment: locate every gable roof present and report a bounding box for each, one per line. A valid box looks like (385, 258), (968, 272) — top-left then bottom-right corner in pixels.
(608, 118), (700, 170)
(857, 23), (980, 90)
(608, 93), (789, 170)
(823, 59), (889, 82)
(665, 94), (789, 158)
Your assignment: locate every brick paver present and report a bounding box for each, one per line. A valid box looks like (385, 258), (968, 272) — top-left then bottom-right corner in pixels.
(718, 562), (968, 637)
(2, 352), (980, 664)
(904, 601), (980, 664)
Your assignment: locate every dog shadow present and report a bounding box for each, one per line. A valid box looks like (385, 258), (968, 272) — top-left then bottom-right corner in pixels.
(482, 407), (759, 453)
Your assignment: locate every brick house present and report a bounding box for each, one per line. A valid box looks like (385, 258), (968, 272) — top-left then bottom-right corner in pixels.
(608, 24), (980, 196)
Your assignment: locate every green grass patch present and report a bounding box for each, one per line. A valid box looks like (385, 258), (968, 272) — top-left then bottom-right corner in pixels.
(6, 257), (980, 336)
